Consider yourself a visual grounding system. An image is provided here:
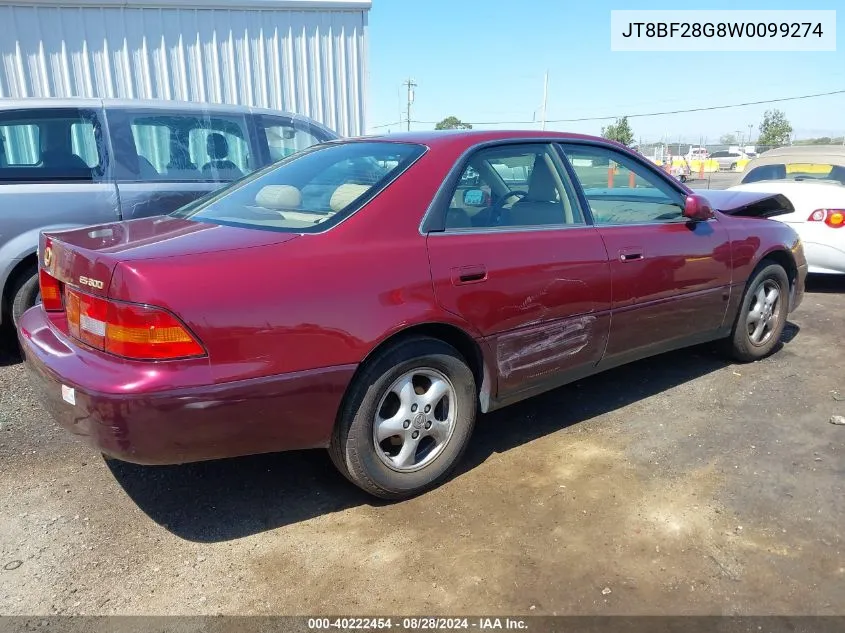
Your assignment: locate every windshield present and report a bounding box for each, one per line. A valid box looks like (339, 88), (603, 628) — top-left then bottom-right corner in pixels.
(742, 162), (845, 185)
(171, 141), (426, 232)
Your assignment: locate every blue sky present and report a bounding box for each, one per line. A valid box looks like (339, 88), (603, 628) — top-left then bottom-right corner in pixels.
(366, 0), (844, 143)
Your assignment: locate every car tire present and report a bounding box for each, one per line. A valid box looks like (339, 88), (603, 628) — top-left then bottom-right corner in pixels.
(730, 162), (737, 171)
(725, 262), (790, 363)
(329, 336), (477, 500)
(10, 265), (39, 330)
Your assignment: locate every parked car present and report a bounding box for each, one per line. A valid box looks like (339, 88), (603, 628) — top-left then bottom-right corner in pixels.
(709, 150), (747, 171)
(686, 147), (709, 161)
(18, 130), (806, 499)
(724, 145), (845, 274)
(0, 98), (337, 330)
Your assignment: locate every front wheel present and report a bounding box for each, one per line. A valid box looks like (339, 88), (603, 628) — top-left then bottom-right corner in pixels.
(329, 337), (477, 499)
(725, 262), (789, 362)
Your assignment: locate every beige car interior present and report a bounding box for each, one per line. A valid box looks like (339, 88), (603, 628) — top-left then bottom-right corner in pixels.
(250, 182), (372, 227)
(447, 149), (578, 229)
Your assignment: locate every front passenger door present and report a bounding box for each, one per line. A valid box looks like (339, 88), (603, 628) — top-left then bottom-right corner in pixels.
(558, 142), (732, 365)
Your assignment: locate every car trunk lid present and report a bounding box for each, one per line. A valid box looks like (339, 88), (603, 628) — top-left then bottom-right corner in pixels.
(40, 216), (300, 297)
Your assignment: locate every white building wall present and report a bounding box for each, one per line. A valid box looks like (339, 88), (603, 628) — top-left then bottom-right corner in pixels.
(0, 0), (369, 135)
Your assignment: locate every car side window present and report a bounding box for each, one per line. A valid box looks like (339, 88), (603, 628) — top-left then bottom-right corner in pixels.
(559, 143), (686, 225)
(0, 108), (106, 183)
(257, 115), (329, 163)
(108, 109), (252, 183)
(444, 143), (584, 231)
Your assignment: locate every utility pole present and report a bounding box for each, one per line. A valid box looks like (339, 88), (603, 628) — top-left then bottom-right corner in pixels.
(403, 78), (417, 132)
(541, 71), (548, 131)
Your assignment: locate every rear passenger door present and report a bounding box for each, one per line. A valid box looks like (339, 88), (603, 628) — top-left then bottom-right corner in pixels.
(106, 107), (255, 220)
(0, 106), (119, 266)
(424, 142), (612, 397)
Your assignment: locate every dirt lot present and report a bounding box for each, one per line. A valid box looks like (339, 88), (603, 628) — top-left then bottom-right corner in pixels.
(0, 276), (843, 616)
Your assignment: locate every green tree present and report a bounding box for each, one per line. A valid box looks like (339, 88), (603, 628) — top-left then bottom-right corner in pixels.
(719, 133), (738, 145)
(435, 116), (472, 130)
(758, 109), (793, 147)
(600, 117), (634, 146)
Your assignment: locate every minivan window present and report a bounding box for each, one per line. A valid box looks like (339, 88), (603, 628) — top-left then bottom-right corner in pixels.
(0, 109), (106, 182)
(108, 109), (253, 183)
(257, 115), (328, 162)
(172, 141), (425, 232)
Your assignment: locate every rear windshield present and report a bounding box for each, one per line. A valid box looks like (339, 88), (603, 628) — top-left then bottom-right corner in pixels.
(742, 162), (845, 185)
(171, 141), (426, 232)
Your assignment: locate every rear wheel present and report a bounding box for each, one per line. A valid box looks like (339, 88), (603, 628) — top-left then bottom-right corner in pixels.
(725, 262), (789, 362)
(329, 337), (477, 499)
(9, 265), (39, 330)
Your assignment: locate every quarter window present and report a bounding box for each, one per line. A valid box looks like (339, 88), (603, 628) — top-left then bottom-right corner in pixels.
(257, 115), (329, 162)
(559, 144), (685, 225)
(444, 143), (584, 230)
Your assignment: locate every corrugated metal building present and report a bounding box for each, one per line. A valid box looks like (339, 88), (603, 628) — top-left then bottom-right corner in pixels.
(0, 0), (369, 136)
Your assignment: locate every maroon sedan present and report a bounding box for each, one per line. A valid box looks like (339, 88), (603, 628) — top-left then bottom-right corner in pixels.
(18, 131), (807, 499)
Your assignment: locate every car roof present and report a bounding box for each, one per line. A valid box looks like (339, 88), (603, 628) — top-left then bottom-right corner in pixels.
(0, 97), (336, 133)
(746, 144), (845, 168)
(354, 129), (627, 151)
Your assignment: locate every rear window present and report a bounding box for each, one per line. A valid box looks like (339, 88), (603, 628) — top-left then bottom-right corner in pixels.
(171, 141), (426, 232)
(742, 162), (845, 185)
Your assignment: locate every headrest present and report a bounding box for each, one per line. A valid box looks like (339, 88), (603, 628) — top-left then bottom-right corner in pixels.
(329, 184), (371, 213)
(255, 185), (302, 210)
(207, 133), (229, 160)
(528, 155), (558, 201)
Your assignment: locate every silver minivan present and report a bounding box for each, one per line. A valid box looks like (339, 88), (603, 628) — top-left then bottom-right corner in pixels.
(0, 98), (337, 329)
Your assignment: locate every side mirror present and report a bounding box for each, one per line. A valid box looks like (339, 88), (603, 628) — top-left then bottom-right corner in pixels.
(683, 195), (715, 221)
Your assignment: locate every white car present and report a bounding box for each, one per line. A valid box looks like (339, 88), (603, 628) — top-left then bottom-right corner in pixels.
(726, 145), (845, 274)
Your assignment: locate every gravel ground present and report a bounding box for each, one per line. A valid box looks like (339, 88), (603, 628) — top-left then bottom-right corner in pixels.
(0, 275), (843, 616)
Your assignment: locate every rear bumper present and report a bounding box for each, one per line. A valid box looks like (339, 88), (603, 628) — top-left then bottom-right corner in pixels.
(18, 307), (356, 465)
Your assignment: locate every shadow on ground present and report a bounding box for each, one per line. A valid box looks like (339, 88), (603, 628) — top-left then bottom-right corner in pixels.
(108, 334), (808, 543)
(0, 327), (22, 368)
(806, 273), (845, 294)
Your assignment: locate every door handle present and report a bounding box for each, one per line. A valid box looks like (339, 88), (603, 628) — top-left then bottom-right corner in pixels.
(618, 248), (644, 262)
(451, 265), (487, 285)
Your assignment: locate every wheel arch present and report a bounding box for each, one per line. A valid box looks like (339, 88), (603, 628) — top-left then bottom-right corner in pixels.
(1, 252), (38, 325)
(758, 247), (798, 287)
(340, 321), (495, 423)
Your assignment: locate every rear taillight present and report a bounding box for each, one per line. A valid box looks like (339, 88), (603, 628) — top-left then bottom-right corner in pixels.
(65, 287), (205, 360)
(808, 209), (845, 228)
(39, 269), (63, 311)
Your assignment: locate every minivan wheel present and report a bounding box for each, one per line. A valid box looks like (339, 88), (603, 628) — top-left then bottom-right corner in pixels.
(725, 262), (789, 362)
(10, 266), (39, 330)
(329, 337), (477, 500)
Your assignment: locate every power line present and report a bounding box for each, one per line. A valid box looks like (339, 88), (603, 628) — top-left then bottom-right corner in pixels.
(386, 89), (845, 128)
